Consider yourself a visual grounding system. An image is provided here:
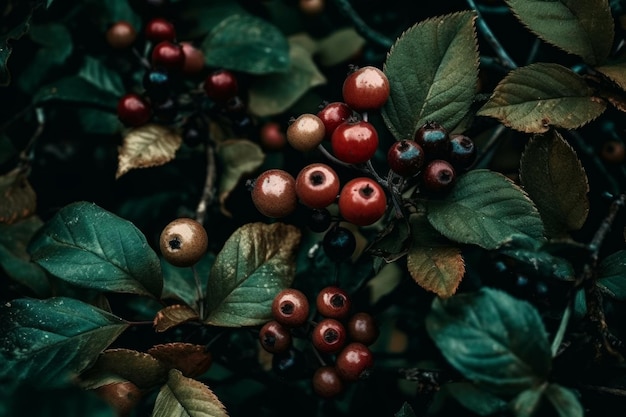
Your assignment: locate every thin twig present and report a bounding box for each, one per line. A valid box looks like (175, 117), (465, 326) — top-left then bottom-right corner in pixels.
(330, 0), (394, 50)
(195, 145), (217, 224)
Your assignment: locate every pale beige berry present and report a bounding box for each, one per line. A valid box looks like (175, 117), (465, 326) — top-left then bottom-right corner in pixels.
(159, 218), (208, 267)
(286, 113), (326, 152)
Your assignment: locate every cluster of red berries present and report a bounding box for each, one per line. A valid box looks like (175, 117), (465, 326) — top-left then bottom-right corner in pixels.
(259, 287), (378, 398)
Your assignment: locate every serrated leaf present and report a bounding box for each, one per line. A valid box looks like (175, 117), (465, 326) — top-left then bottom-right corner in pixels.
(382, 11), (479, 139)
(116, 124), (182, 179)
(445, 382), (508, 416)
(248, 39), (326, 117)
(204, 222), (301, 326)
(427, 170), (545, 250)
(544, 384), (583, 417)
(425, 287), (552, 396)
(519, 130), (589, 238)
(511, 386), (545, 417)
(395, 402), (417, 417)
(28, 201), (163, 297)
(80, 348), (168, 389)
(407, 214), (464, 298)
(316, 28), (365, 67)
(0, 297), (128, 388)
(597, 250), (626, 300)
(201, 14), (289, 74)
(152, 369), (228, 417)
(505, 0), (614, 65)
(477, 63), (606, 133)
(216, 139), (265, 217)
(0, 168), (37, 224)
(153, 305), (200, 332)
(596, 62), (626, 92)
(148, 343), (213, 378)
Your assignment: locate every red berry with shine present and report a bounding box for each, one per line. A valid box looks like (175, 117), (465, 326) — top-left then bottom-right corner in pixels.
(448, 134), (477, 171)
(335, 342), (374, 382)
(117, 93), (151, 127)
(295, 163), (340, 209)
(347, 312), (379, 345)
(151, 41), (185, 72)
(203, 69), (239, 102)
(387, 140), (425, 177)
(342, 66), (390, 111)
(271, 288), (310, 327)
(260, 121), (287, 151)
(259, 320), (292, 354)
(145, 17), (176, 42)
(317, 101), (353, 140)
(106, 21), (137, 49)
(331, 120), (379, 164)
(180, 42), (205, 75)
(414, 121), (450, 159)
(312, 366), (344, 398)
(251, 169), (298, 218)
(316, 286), (351, 319)
(312, 318), (347, 354)
(423, 159), (456, 193)
(338, 177), (387, 226)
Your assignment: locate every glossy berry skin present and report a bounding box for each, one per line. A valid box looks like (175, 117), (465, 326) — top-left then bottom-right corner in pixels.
(335, 342), (374, 382)
(308, 208), (332, 233)
(600, 140), (625, 164)
(145, 17), (176, 42)
(106, 21), (137, 49)
(342, 66), (390, 111)
(143, 69), (170, 101)
(117, 93), (151, 127)
(203, 69), (239, 102)
(295, 163), (340, 208)
(312, 366), (344, 398)
(316, 286), (351, 319)
(423, 159), (456, 193)
(151, 41), (185, 72)
(180, 42), (205, 75)
(159, 218), (208, 267)
(271, 288), (310, 327)
(259, 320), (292, 354)
(387, 140), (425, 177)
(251, 169), (298, 218)
(317, 101), (353, 140)
(260, 121), (287, 151)
(331, 120), (379, 164)
(414, 121), (450, 159)
(95, 381), (142, 417)
(287, 113), (326, 152)
(448, 134), (477, 171)
(312, 318), (347, 354)
(338, 177), (387, 226)
(347, 312), (379, 345)
(322, 226), (356, 262)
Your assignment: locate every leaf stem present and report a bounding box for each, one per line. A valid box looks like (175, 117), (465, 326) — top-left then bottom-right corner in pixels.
(551, 304), (572, 357)
(195, 144), (217, 225)
(192, 265), (205, 319)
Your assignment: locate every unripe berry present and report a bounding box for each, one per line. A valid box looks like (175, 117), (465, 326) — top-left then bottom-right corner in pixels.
(159, 218), (208, 267)
(286, 113), (326, 152)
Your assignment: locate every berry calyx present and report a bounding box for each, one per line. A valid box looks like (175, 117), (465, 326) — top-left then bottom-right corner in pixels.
(286, 113), (326, 152)
(259, 320), (293, 354)
(159, 217), (208, 267)
(331, 120), (379, 164)
(342, 66), (390, 111)
(203, 69), (239, 103)
(317, 101), (353, 140)
(422, 159), (456, 193)
(151, 41), (185, 72)
(295, 163), (340, 209)
(387, 140), (425, 177)
(448, 134), (477, 171)
(414, 121), (450, 159)
(335, 342), (374, 382)
(312, 318), (347, 354)
(322, 226), (356, 262)
(316, 286), (351, 319)
(346, 312), (379, 345)
(271, 288), (310, 327)
(338, 177), (387, 226)
(117, 93), (151, 127)
(106, 21), (137, 49)
(180, 42), (205, 75)
(312, 366), (344, 398)
(145, 17), (176, 43)
(250, 169), (298, 218)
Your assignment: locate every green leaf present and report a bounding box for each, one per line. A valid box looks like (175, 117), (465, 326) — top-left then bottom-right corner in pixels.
(161, 253), (215, 307)
(425, 287), (552, 396)
(597, 250), (626, 300)
(367, 216), (411, 262)
(427, 170), (545, 250)
(248, 38), (326, 117)
(477, 63), (606, 133)
(28, 201), (163, 297)
(0, 297), (129, 388)
(152, 369), (228, 417)
(176, 0), (245, 39)
(544, 384), (583, 417)
(79, 56), (125, 97)
(201, 14), (290, 74)
(316, 28), (365, 67)
(84, 0), (141, 31)
(511, 386), (545, 417)
(382, 11), (479, 140)
(76, 108), (120, 135)
(34, 76), (119, 110)
(519, 130), (589, 238)
(444, 382), (508, 415)
(0, 216), (50, 297)
(505, 0), (614, 65)
(204, 222), (301, 326)
(596, 62), (626, 92)
(395, 402), (417, 417)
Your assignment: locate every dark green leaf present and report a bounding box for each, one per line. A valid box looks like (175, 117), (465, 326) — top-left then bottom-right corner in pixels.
(445, 382), (508, 415)
(201, 14), (290, 74)
(382, 11), (479, 139)
(316, 28), (365, 67)
(34, 76), (120, 110)
(498, 247), (575, 282)
(176, 0), (245, 39)
(477, 63), (606, 133)
(519, 130), (589, 237)
(367, 216), (411, 262)
(79, 56), (125, 97)
(426, 287), (552, 396)
(511, 386), (545, 417)
(204, 222), (301, 326)
(597, 250), (626, 300)
(427, 170), (545, 249)
(161, 252), (215, 307)
(505, 0), (614, 65)
(28, 201), (163, 297)
(153, 369), (228, 417)
(544, 384), (583, 417)
(76, 108), (120, 135)
(395, 402), (417, 417)
(7, 385), (116, 417)
(0, 297), (128, 387)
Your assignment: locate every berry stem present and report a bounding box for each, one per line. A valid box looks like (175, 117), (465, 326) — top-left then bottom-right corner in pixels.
(311, 345), (328, 367)
(195, 144), (217, 224)
(132, 47), (151, 70)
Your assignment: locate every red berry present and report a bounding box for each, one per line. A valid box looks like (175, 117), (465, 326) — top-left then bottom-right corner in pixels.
(203, 69), (239, 102)
(260, 121), (287, 151)
(295, 163), (340, 209)
(317, 101), (353, 140)
(151, 41), (185, 72)
(312, 366), (344, 398)
(338, 177), (387, 226)
(331, 120), (379, 164)
(271, 288), (310, 327)
(180, 42), (205, 75)
(335, 342), (374, 382)
(422, 159), (456, 193)
(286, 113), (326, 152)
(145, 17), (176, 43)
(259, 320), (292, 354)
(106, 21), (137, 49)
(250, 169), (298, 218)
(448, 134), (477, 171)
(342, 66), (390, 111)
(117, 93), (151, 127)
(316, 286), (351, 319)
(347, 312), (379, 345)
(414, 121), (450, 159)
(312, 318), (347, 354)
(387, 140), (425, 177)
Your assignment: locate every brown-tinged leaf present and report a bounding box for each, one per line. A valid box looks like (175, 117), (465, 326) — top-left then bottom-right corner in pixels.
(116, 124), (182, 179)
(0, 168), (36, 224)
(407, 214), (465, 298)
(153, 304), (200, 332)
(316, 28), (365, 67)
(596, 62), (626, 92)
(152, 369), (228, 417)
(216, 139), (265, 217)
(519, 130), (589, 238)
(148, 343), (213, 378)
(80, 348), (168, 389)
